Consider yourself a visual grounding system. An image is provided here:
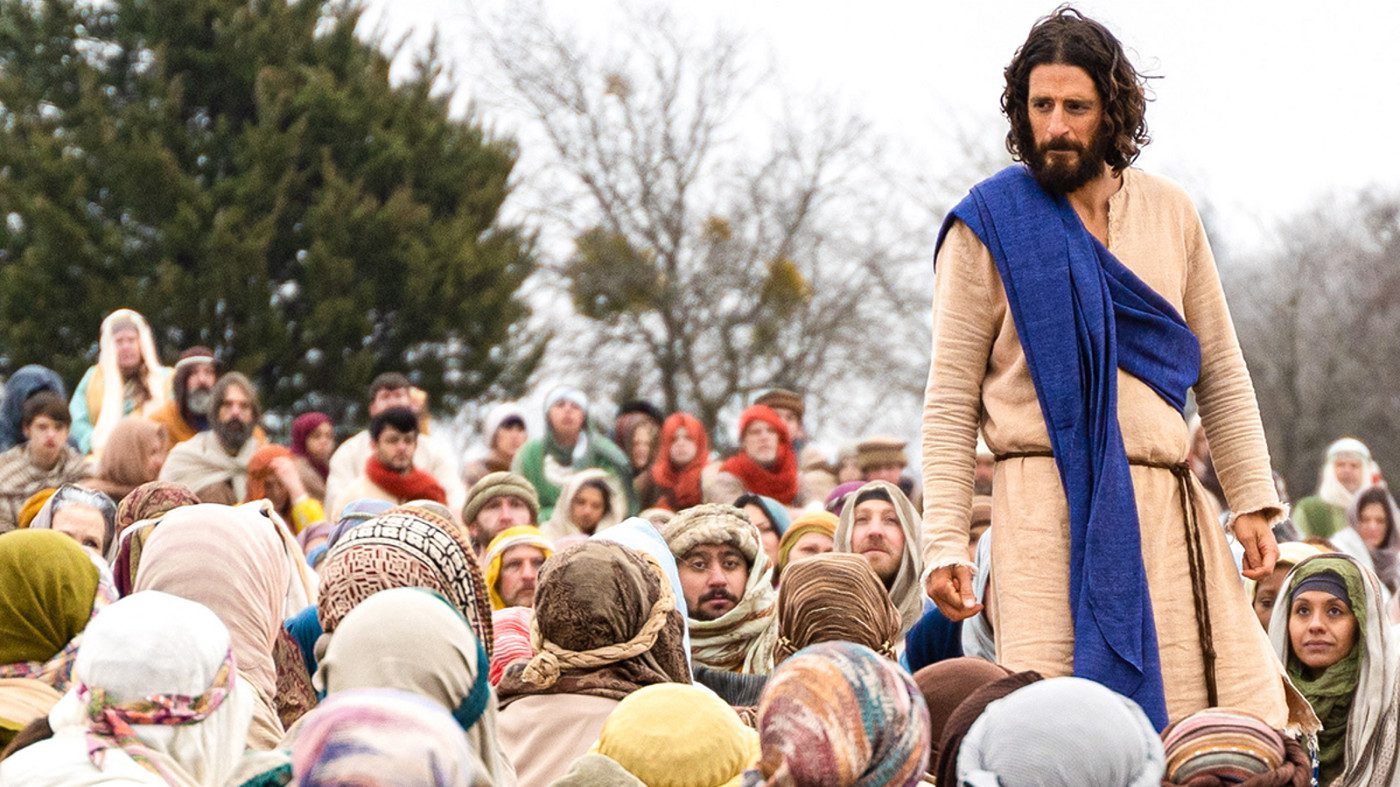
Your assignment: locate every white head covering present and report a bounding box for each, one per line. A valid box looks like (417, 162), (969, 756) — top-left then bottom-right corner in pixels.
(0, 591), (255, 786)
(90, 309), (170, 456)
(956, 677), (1165, 787)
(483, 403), (527, 449)
(834, 480), (926, 639)
(543, 467), (627, 540)
(313, 587), (516, 786)
(1317, 437), (1378, 510)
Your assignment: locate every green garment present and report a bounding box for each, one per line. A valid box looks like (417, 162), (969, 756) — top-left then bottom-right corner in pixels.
(1293, 495), (1347, 540)
(1284, 557), (1366, 785)
(0, 530), (98, 664)
(512, 430), (636, 521)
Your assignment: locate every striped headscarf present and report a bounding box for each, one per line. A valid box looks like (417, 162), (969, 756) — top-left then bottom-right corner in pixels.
(1161, 707), (1306, 786)
(316, 508), (492, 656)
(490, 607), (535, 686)
(292, 689), (483, 785)
(752, 642), (931, 786)
(661, 504), (778, 673)
(955, 677), (1165, 787)
(771, 553), (901, 665)
(483, 525), (554, 610)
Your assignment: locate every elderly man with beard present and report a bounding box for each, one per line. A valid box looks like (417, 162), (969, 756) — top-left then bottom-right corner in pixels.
(920, 9), (1302, 730)
(157, 372), (264, 503)
(147, 346), (218, 449)
(661, 503), (778, 677)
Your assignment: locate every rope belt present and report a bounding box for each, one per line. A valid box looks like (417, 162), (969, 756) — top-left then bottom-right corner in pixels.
(994, 451), (1219, 707)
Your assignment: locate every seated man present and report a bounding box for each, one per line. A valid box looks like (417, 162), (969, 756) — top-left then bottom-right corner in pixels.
(157, 372), (264, 503)
(661, 503), (778, 675)
(834, 480), (929, 652)
(68, 308), (171, 455)
(329, 407), (446, 518)
(0, 392), (93, 531)
(461, 471), (541, 554)
(483, 525), (553, 610)
(147, 346), (218, 449)
(855, 436), (922, 509)
(325, 373), (466, 517)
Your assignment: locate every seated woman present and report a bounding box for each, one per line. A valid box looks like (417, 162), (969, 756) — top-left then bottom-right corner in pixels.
(542, 468), (626, 539)
(1267, 553), (1400, 786)
(27, 484), (118, 560)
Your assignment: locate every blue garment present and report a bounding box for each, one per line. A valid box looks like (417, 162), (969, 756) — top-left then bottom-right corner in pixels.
(901, 601), (964, 674)
(936, 165), (1200, 729)
(0, 365), (69, 451)
(284, 604), (323, 681)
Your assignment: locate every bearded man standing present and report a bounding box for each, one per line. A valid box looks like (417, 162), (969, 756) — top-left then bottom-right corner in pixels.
(920, 8), (1309, 731)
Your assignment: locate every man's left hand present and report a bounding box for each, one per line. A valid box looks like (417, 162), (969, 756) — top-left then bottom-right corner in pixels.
(1234, 511), (1278, 581)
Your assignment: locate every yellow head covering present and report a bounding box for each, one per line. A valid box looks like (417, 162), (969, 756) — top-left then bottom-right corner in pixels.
(593, 683), (759, 786)
(777, 511), (838, 571)
(483, 525), (553, 610)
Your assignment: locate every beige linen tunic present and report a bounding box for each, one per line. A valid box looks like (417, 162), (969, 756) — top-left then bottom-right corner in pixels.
(920, 168), (1309, 728)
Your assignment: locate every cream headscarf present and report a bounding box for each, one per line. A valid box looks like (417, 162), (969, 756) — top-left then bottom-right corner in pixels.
(1317, 438), (1379, 510)
(835, 480), (926, 640)
(313, 587), (516, 786)
(90, 309), (170, 457)
(543, 467), (628, 540)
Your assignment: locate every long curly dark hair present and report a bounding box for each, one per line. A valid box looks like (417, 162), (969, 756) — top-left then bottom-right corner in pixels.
(1001, 6), (1152, 173)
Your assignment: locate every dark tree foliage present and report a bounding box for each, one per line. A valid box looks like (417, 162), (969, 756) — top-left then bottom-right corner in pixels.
(0, 0), (542, 425)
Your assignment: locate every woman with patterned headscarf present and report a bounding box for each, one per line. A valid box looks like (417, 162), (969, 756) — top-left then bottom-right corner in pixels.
(748, 642), (931, 786)
(0, 530), (118, 747)
(0, 591), (255, 785)
(496, 540), (690, 785)
(68, 309), (171, 456)
(1267, 553), (1399, 786)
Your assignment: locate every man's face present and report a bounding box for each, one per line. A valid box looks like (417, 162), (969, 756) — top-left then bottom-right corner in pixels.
(865, 463), (905, 485)
(772, 407), (803, 442)
(475, 495), (532, 539)
(850, 498), (906, 587)
(369, 387), (413, 417)
(112, 328), (142, 372)
(1025, 63), (1106, 194)
(185, 363), (217, 395)
(53, 505), (106, 553)
(372, 426), (417, 473)
(212, 384), (255, 451)
(22, 415), (68, 467)
(742, 420), (779, 466)
(497, 544), (548, 608)
(547, 400), (585, 444)
(1334, 456), (1365, 493)
(679, 543), (749, 621)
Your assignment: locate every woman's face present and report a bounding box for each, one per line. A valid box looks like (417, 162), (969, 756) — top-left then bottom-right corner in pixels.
(1288, 589), (1359, 671)
(144, 441), (170, 482)
(53, 504), (106, 553)
(630, 421), (657, 470)
(745, 503), (780, 568)
(306, 422), (335, 463)
(570, 485), (607, 532)
(1357, 501), (1390, 550)
(669, 427), (698, 466)
(1252, 564), (1292, 630)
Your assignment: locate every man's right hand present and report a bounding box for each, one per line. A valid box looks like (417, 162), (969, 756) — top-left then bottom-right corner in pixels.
(925, 564), (984, 621)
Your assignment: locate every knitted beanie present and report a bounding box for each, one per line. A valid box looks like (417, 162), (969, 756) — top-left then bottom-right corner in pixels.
(660, 504), (758, 564)
(595, 683), (758, 786)
(462, 471), (540, 525)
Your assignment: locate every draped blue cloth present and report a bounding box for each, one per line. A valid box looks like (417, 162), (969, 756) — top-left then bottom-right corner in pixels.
(935, 165), (1201, 729)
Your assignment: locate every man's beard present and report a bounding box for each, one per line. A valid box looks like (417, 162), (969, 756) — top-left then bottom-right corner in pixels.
(214, 418), (253, 453)
(691, 588), (739, 621)
(1026, 132), (1107, 195)
(185, 387), (213, 415)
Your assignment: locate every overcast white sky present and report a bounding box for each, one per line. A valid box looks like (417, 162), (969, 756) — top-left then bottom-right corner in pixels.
(365, 0), (1400, 260)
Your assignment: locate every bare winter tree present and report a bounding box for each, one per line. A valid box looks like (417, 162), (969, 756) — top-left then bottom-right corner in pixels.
(1227, 189), (1400, 497)
(469, 1), (938, 441)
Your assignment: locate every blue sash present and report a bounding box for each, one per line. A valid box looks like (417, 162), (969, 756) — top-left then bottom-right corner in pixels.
(935, 165), (1200, 728)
